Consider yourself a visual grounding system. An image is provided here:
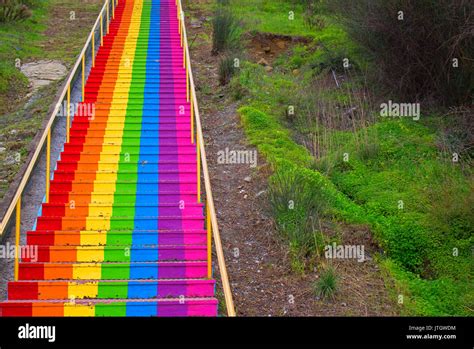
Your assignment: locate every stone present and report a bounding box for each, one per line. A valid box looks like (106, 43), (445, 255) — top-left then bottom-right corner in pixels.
(264, 66), (274, 73)
(244, 176), (251, 183)
(257, 58), (270, 66)
(263, 46), (271, 53)
(20, 60), (67, 95)
(4, 155), (18, 166)
(190, 19), (202, 28)
(276, 40), (286, 49)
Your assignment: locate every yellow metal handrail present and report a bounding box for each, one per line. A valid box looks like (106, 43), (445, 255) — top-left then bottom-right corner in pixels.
(0, 0), (118, 280)
(177, 0), (236, 317)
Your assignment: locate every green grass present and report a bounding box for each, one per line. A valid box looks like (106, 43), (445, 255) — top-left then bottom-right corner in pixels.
(198, 0), (473, 316)
(0, 2), (48, 113)
(229, 0), (315, 37)
(235, 37), (473, 316)
(239, 103), (473, 316)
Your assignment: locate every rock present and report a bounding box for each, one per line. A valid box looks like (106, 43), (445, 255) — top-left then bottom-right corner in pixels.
(4, 155), (19, 166)
(276, 40), (286, 49)
(257, 58), (270, 66)
(9, 129), (18, 135)
(292, 69), (300, 76)
(244, 176), (251, 183)
(264, 66), (274, 73)
(256, 190), (266, 197)
(263, 46), (271, 53)
(0, 147), (6, 153)
(20, 60), (67, 95)
(190, 19), (202, 28)
(341, 302), (347, 307)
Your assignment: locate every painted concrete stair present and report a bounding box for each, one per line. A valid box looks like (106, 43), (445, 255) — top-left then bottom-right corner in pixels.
(0, 0), (217, 317)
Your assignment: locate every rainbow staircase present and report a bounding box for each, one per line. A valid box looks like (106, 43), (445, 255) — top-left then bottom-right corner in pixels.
(0, 0), (218, 316)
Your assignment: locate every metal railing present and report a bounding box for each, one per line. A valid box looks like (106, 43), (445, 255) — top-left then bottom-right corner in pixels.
(0, 0), (117, 279)
(177, 0), (236, 316)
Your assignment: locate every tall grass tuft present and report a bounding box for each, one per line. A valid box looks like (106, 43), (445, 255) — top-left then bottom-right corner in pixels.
(314, 265), (338, 299)
(218, 55), (237, 85)
(0, 0), (32, 23)
(268, 167), (328, 262)
(212, 7), (240, 55)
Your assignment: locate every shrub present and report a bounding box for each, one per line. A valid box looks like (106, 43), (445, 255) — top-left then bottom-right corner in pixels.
(268, 166), (328, 259)
(218, 55), (237, 85)
(0, 0), (32, 23)
(314, 265), (338, 299)
(212, 7), (240, 55)
(327, 0), (474, 106)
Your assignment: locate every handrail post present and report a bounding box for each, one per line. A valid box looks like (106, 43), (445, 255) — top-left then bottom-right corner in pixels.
(46, 129), (51, 203)
(66, 84), (71, 143)
(197, 135), (201, 203)
(112, 0), (115, 19)
(190, 89), (194, 144)
(100, 14), (104, 46)
(81, 54), (85, 102)
(207, 201), (212, 279)
(92, 30), (95, 68)
(106, 0), (110, 34)
(186, 60), (189, 101)
(13, 197), (21, 281)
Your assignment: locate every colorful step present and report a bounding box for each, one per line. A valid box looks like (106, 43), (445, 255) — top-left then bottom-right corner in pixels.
(0, 0), (217, 317)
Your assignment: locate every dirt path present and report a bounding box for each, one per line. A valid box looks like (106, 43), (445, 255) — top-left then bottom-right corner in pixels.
(186, 2), (398, 316)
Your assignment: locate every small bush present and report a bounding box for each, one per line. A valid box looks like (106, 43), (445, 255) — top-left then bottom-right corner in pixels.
(218, 55), (237, 85)
(212, 7), (240, 55)
(328, 0), (474, 105)
(314, 265), (338, 299)
(0, 0), (32, 23)
(358, 142), (380, 161)
(268, 166), (328, 259)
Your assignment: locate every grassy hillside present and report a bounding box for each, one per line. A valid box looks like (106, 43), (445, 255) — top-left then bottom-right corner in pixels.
(221, 0), (473, 315)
